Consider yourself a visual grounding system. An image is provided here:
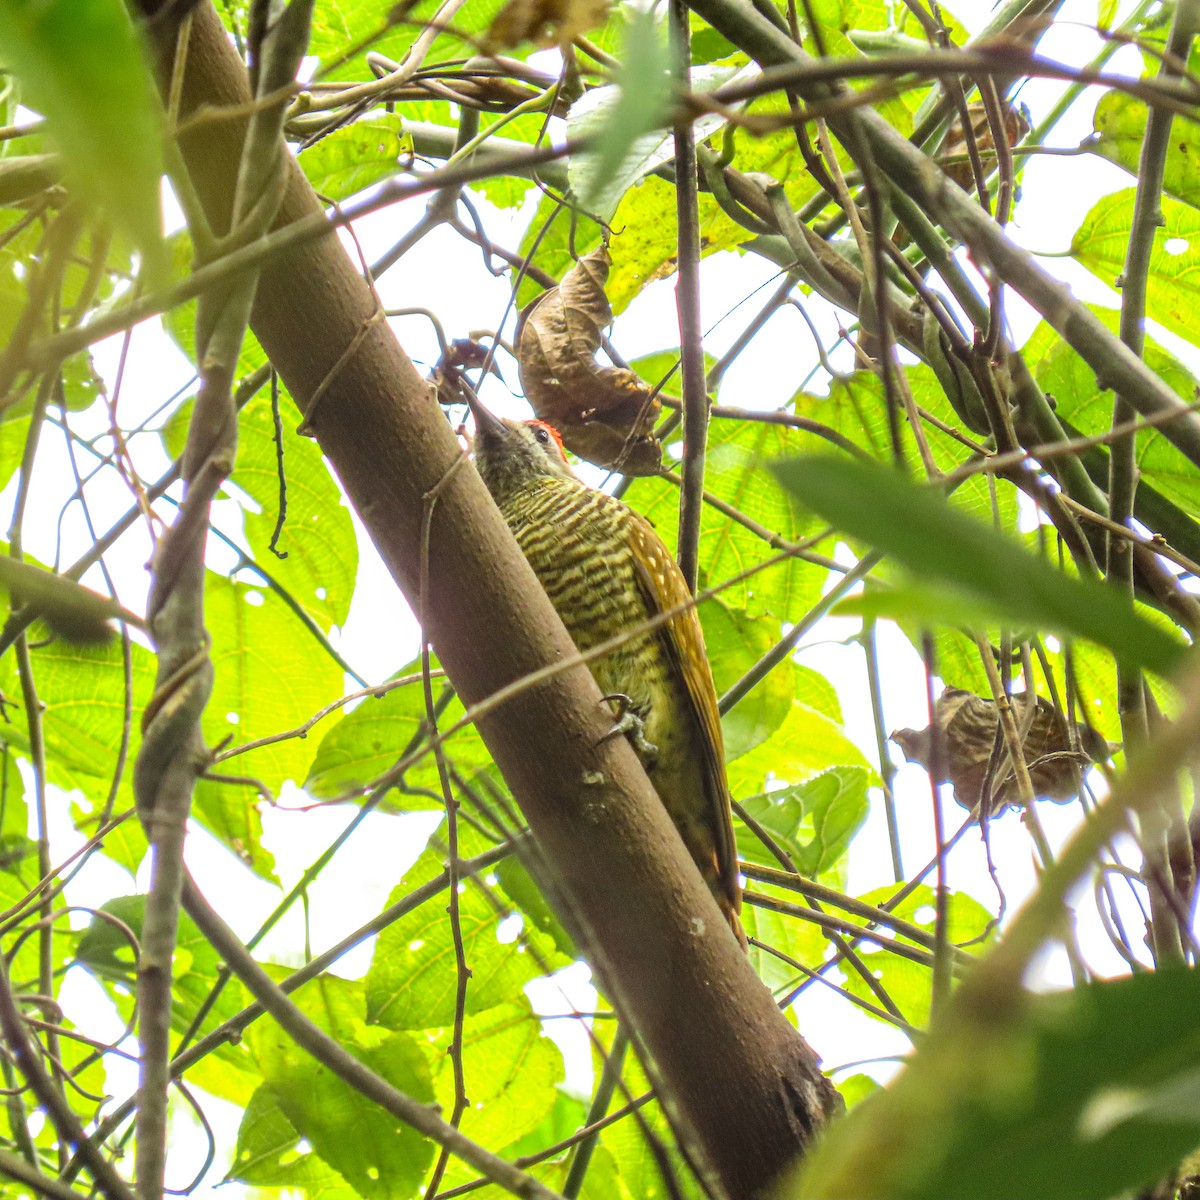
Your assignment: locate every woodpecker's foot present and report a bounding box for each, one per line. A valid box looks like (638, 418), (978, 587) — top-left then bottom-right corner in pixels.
(598, 694), (659, 771)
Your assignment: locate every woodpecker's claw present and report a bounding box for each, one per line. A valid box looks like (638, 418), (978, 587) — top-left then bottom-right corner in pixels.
(598, 694), (659, 771)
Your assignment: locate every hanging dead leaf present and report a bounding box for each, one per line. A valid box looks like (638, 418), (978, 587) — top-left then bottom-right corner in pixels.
(516, 245), (662, 475)
(428, 338), (504, 411)
(939, 99), (1030, 193)
(891, 687), (1112, 818)
(485, 0), (610, 51)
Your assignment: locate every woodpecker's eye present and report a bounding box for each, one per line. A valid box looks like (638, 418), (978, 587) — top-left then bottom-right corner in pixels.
(534, 426), (551, 445)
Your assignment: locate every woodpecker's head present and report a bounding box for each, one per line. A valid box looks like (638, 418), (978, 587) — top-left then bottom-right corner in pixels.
(466, 395), (576, 503)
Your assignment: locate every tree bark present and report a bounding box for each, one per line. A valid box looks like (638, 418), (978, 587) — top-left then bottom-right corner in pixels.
(133, 4), (841, 1193)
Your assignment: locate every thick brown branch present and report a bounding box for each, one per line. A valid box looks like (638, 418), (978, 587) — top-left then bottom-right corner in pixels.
(134, 2), (840, 1194)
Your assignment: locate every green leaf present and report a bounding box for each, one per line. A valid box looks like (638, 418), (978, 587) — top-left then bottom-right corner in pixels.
(798, 969), (1200, 1200)
(206, 572), (344, 794)
(76, 895), (261, 1103)
(300, 115), (413, 202)
(304, 661), (491, 804)
(159, 230), (268, 377)
(515, 193), (601, 310)
(0, 0), (164, 265)
(495, 856), (576, 957)
(606, 175), (756, 313)
(742, 892), (831, 996)
(1023, 306), (1200, 519)
(790, 367), (1021, 531)
(587, 1046), (704, 1200)
(24, 626), (154, 799)
(772, 456), (1186, 676)
(701, 598), (792, 760)
(737, 766), (870, 876)
(575, 8), (674, 214)
(166, 390), (358, 630)
(230, 1085), (358, 1197)
(501, 1086), (589, 1160)
(840, 884), (993, 1030)
(568, 63), (736, 220)
(728, 699), (873, 798)
(1071, 188), (1200, 347)
(838, 1072), (882, 1110)
(0, 752), (25, 843)
(794, 663), (842, 721)
(433, 1001), (564, 1163)
(1092, 92), (1200, 210)
(623, 421), (825, 620)
(249, 999), (436, 1200)
(73, 798), (147, 878)
(367, 847), (563, 1030)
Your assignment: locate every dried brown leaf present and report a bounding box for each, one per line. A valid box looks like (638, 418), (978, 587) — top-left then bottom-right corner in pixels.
(485, 0), (610, 51)
(516, 245), (661, 475)
(892, 687), (1111, 817)
(940, 99), (1030, 192)
(428, 338), (504, 411)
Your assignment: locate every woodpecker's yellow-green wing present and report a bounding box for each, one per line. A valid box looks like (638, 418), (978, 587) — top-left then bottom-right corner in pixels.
(625, 513), (741, 915)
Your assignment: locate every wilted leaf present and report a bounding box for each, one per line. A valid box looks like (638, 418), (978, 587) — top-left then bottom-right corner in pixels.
(937, 98), (1029, 194)
(892, 688), (1113, 818)
(486, 0), (609, 50)
(517, 244), (661, 473)
(429, 337), (504, 411)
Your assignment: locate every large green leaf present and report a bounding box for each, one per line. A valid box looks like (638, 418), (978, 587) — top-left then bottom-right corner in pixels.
(701, 598), (793, 759)
(76, 895), (261, 1104)
(207, 572), (344, 790)
(728, 698), (874, 798)
(568, 62), (735, 221)
(299, 114), (413, 202)
(230, 1085), (358, 1197)
(1071, 188), (1200, 347)
(164, 384), (358, 632)
(839, 883), (994, 1030)
(246, 974), (436, 1200)
(0, 835), (67, 993)
(1024, 307), (1200, 519)
(1092, 91), (1200, 210)
(571, 7), (674, 217)
(304, 658), (491, 804)
(366, 845), (565, 1030)
(624, 421), (826, 620)
(201, 573), (342, 878)
(773, 456), (1187, 677)
(24, 624), (154, 799)
(0, 0), (164, 263)
(797, 968), (1200, 1200)
(737, 766), (870, 877)
(432, 1001), (564, 1174)
(790, 366), (1020, 531)
(0, 751), (26, 842)
(494, 856), (576, 958)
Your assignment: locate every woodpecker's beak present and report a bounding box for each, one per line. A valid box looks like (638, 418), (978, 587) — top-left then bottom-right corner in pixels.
(464, 391), (506, 443)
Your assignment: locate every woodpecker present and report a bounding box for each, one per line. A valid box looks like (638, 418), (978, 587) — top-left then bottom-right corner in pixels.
(466, 397), (744, 946)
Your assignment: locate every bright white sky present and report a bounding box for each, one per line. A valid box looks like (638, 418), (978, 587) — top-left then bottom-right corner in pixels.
(17, 0), (1190, 1189)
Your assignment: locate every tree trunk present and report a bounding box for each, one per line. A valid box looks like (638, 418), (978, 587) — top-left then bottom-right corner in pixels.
(133, 4), (841, 1191)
